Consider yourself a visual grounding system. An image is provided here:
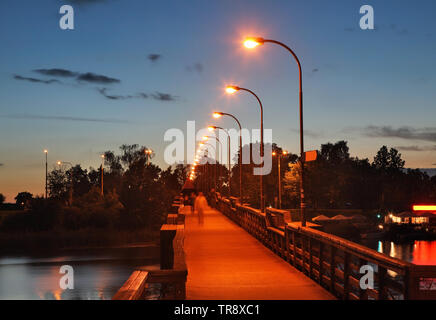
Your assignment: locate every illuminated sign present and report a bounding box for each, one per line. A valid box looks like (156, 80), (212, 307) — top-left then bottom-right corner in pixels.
(413, 205), (436, 212)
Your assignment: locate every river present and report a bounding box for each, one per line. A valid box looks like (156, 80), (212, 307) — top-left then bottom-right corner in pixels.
(361, 239), (436, 265)
(0, 245), (159, 300)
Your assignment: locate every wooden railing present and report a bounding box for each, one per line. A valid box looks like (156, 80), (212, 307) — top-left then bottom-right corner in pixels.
(113, 197), (187, 300)
(213, 193), (436, 300)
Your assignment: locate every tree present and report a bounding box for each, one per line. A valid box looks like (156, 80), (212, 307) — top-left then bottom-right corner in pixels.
(373, 146), (405, 172)
(0, 193), (5, 205)
(15, 192), (33, 207)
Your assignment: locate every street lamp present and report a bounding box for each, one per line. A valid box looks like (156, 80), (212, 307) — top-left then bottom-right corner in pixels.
(44, 149), (48, 199)
(145, 149), (153, 165)
(225, 85), (265, 212)
(203, 135), (224, 194)
(208, 125), (232, 197)
(57, 161), (74, 206)
(213, 111), (243, 203)
(101, 154), (104, 196)
(199, 141), (218, 192)
(272, 150), (288, 209)
(243, 36), (307, 226)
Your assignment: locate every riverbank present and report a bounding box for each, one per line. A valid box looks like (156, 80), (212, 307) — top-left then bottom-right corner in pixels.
(0, 228), (160, 255)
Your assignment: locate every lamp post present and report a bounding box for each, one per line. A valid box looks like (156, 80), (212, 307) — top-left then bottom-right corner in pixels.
(213, 112), (243, 203)
(226, 86), (264, 212)
(272, 150), (288, 209)
(101, 154), (104, 196)
(208, 126), (232, 197)
(145, 149), (153, 165)
(203, 135), (223, 193)
(44, 150), (48, 199)
(243, 37), (307, 226)
(57, 161), (73, 206)
(199, 141), (218, 192)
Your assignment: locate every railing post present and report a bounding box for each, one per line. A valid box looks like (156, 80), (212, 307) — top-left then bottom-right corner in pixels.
(378, 266), (387, 300)
(343, 252), (350, 300)
(330, 246), (336, 293)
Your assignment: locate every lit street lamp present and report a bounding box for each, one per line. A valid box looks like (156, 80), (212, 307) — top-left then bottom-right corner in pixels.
(272, 150), (288, 209)
(243, 36), (307, 226)
(213, 111), (243, 203)
(101, 154), (104, 196)
(208, 126), (232, 197)
(203, 135), (223, 193)
(145, 149), (153, 165)
(57, 161), (74, 205)
(226, 85), (265, 212)
(44, 149), (48, 199)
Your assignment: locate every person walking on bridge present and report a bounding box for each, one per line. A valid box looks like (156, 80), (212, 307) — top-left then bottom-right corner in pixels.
(194, 192), (208, 225)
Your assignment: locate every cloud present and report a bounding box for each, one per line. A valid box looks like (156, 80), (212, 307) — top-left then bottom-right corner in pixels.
(14, 75), (61, 84)
(0, 114), (129, 124)
(312, 68), (319, 73)
(151, 92), (178, 101)
(396, 145), (436, 152)
(363, 126), (436, 143)
(77, 72), (120, 84)
(290, 128), (322, 139)
(97, 88), (153, 101)
(0, 163), (3, 167)
(148, 54), (161, 62)
(33, 68), (78, 77)
(97, 88), (134, 100)
(186, 63), (203, 73)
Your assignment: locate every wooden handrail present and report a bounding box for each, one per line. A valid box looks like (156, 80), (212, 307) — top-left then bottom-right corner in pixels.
(212, 193), (436, 300)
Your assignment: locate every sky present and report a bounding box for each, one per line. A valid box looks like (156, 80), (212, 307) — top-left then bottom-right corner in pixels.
(1, 0), (436, 201)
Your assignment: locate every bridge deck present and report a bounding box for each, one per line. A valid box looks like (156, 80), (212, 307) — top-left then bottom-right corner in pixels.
(184, 206), (335, 300)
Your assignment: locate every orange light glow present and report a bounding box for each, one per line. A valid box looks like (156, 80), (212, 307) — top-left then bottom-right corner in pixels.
(44, 149), (48, 153)
(57, 161), (61, 165)
(243, 37), (263, 49)
(272, 152), (277, 156)
(283, 151), (288, 155)
(413, 205), (436, 211)
(213, 112), (223, 118)
(225, 86), (239, 94)
(208, 126), (216, 132)
(202, 136), (209, 141)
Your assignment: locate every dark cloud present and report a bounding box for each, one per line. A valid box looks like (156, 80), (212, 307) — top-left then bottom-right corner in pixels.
(151, 92), (178, 101)
(33, 68), (78, 77)
(0, 163), (3, 167)
(148, 54), (161, 62)
(97, 88), (151, 101)
(77, 72), (120, 84)
(396, 145), (436, 152)
(0, 114), (129, 124)
(14, 75), (61, 85)
(363, 126), (436, 143)
(97, 88), (133, 100)
(186, 63), (203, 73)
(312, 68), (319, 73)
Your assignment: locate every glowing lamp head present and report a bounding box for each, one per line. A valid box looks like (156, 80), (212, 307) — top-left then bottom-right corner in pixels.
(202, 136), (209, 141)
(44, 149), (48, 154)
(57, 161), (61, 165)
(272, 152), (277, 156)
(208, 126), (216, 132)
(213, 112), (223, 119)
(243, 37), (264, 49)
(225, 86), (239, 94)
(199, 143), (204, 147)
(283, 151), (288, 155)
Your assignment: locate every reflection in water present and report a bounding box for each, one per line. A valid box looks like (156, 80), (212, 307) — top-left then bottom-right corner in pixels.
(364, 240), (436, 265)
(0, 246), (159, 300)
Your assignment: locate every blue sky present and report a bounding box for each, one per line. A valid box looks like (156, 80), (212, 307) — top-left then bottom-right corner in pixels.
(1, 0), (436, 201)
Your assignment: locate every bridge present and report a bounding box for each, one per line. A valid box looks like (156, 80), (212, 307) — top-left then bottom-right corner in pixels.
(113, 193), (436, 300)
